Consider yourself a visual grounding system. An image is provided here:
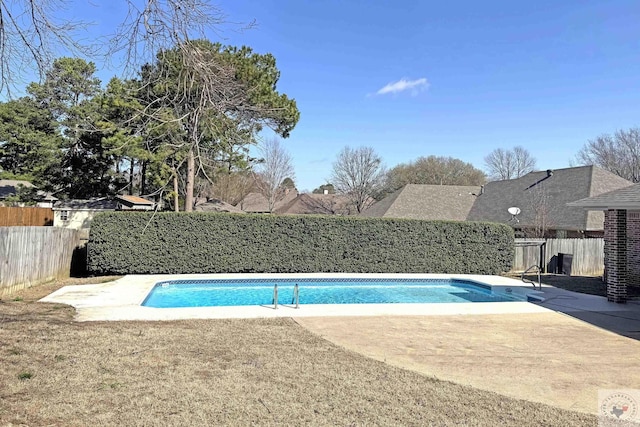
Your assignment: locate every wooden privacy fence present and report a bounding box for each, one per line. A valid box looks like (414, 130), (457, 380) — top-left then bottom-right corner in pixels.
(0, 207), (54, 226)
(513, 238), (604, 276)
(0, 226), (79, 297)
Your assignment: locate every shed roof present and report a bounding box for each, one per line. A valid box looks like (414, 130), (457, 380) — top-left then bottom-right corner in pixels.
(116, 195), (155, 206)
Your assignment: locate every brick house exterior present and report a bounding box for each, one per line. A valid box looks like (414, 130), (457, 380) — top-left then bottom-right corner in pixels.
(569, 184), (640, 303)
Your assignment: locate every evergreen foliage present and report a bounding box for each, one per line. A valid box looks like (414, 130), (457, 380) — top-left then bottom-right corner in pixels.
(88, 213), (514, 275)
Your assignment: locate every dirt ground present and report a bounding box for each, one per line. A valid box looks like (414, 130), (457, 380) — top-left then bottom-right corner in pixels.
(0, 278), (613, 426)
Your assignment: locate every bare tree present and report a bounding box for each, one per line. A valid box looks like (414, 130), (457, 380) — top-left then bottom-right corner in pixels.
(207, 171), (255, 206)
(254, 138), (295, 213)
(0, 0), (234, 96)
(577, 128), (640, 183)
(330, 146), (386, 213)
(484, 146), (536, 180)
(523, 185), (555, 238)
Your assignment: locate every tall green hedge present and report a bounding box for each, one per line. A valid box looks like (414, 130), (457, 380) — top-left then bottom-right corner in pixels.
(87, 212), (514, 275)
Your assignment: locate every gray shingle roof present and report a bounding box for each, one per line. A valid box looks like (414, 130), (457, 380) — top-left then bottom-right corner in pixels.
(360, 184), (481, 220)
(236, 190), (298, 213)
(274, 193), (357, 215)
(466, 166), (633, 231)
(568, 183), (640, 209)
(195, 199), (245, 213)
(53, 198), (118, 210)
(0, 179), (57, 201)
(0, 179), (33, 198)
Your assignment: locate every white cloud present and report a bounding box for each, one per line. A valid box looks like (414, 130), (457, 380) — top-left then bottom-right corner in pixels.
(376, 77), (429, 96)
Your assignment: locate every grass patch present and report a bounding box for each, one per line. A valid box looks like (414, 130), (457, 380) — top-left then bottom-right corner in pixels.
(0, 279), (601, 426)
(17, 372), (32, 380)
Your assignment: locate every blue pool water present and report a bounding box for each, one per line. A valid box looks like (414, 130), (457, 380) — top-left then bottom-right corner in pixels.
(142, 279), (520, 308)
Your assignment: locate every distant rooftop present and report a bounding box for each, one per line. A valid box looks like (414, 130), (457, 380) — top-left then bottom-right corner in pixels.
(0, 179), (57, 201)
(467, 165), (633, 231)
(53, 198), (118, 210)
(360, 184), (480, 221)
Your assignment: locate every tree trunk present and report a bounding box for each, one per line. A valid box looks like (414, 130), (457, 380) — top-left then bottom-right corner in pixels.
(129, 158), (135, 195)
(140, 161), (147, 196)
(185, 147), (195, 212)
(173, 171), (180, 212)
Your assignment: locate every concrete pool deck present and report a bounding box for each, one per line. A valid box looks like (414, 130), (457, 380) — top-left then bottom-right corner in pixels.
(40, 273), (552, 321)
(296, 312), (640, 416)
(40, 273), (640, 416)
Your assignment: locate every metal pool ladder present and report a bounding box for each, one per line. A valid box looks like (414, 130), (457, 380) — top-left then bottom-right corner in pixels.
(292, 284), (299, 309)
(521, 265), (542, 290)
(273, 284), (279, 309)
(272, 284), (300, 309)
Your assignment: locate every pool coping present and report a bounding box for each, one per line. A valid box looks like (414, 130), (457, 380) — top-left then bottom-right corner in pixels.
(40, 273), (552, 321)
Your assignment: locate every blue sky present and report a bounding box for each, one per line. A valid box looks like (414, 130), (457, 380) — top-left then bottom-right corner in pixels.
(216, 0), (640, 191)
(53, 1), (640, 191)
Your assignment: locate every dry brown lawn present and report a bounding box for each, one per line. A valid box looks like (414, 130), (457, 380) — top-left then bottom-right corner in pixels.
(0, 278), (624, 426)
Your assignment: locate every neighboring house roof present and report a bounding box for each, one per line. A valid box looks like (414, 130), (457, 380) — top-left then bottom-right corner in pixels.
(360, 184), (481, 221)
(0, 179), (33, 198)
(568, 183), (640, 210)
(466, 166), (633, 231)
(115, 194), (155, 210)
(236, 189), (299, 213)
(54, 196), (154, 211)
(195, 199), (245, 214)
(0, 179), (57, 201)
(53, 198), (118, 210)
(274, 193), (357, 215)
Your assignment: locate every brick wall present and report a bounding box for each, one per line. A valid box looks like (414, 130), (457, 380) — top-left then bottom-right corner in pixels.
(628, 210), (640, 287)
(604, 210), (627, 302)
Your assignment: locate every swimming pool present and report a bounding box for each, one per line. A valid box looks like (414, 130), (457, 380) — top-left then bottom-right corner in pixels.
(142, 278), (522, 308)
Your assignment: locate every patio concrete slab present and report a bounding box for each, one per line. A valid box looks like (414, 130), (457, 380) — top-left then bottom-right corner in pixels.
(294, 312), (640, 416)
(535, 286), (640, 339)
